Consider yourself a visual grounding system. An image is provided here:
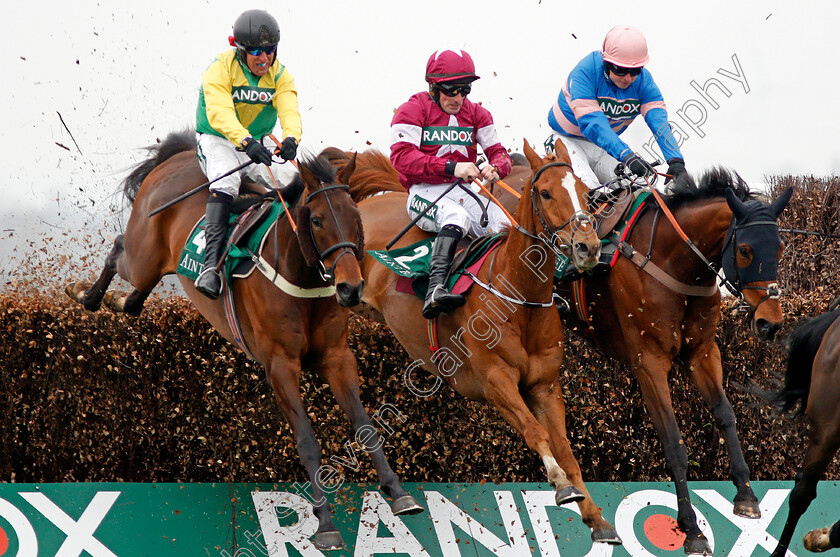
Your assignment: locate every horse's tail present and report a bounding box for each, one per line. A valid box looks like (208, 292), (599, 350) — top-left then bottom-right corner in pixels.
(774, 308), (840, 414)
(122, 129), (197, 204)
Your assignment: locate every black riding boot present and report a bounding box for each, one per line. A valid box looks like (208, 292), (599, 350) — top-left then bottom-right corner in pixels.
(194, 193), (232, 299)
(422, 226), (466, 319)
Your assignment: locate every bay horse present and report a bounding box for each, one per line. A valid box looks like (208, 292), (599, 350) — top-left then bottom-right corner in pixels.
(65, 130), (420, 551)
(769, 308), (840, 557)
(333, 139), (624, 545)
(507, 169), (791, 555)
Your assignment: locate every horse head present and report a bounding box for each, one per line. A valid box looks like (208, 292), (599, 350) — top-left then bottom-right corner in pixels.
(722, 185), (793, 340)
(522, 138), (600, 271)
(294, 155), (365, 307)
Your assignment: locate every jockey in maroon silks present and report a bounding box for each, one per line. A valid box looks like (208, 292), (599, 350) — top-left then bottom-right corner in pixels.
(390, 49), (512, 319)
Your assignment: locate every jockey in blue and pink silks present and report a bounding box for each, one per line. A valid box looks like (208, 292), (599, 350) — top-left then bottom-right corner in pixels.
(547, 25), (687, 189)
(390, 49), (513, 319)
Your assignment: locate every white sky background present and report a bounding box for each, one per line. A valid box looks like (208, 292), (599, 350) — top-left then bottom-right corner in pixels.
(1, 0), (838, 286)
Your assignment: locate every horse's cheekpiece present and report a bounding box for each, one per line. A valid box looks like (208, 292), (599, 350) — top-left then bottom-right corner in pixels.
(177, 199), (284, 282)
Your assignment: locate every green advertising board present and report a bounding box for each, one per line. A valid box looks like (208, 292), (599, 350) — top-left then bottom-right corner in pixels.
(0, 481), (835, 556)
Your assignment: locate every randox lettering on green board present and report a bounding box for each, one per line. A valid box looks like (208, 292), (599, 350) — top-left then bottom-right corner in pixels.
(0, 481), (836, 557)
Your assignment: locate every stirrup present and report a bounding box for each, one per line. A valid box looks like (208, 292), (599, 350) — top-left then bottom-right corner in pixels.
(423, 285), (465, 318)
(195, 268), (223, 299)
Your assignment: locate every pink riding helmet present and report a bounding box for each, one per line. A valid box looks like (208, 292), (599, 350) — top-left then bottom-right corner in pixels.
(601, 25), (649, 68)
(425, 49), (480, 84)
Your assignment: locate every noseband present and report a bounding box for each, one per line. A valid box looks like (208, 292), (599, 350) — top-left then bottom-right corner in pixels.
(303, 184), (361, 284)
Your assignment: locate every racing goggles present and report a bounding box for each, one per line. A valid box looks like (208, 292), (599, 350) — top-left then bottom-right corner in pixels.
(606, 62), (642, 77)
(243, 44), (278, 56)
(437, 82), (472, 97)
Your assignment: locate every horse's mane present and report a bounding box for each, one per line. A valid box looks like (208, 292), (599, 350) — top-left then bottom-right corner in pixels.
(122, 129), (197, 203)
(319, 148), (403, 203)
(662, 167), (755, 209)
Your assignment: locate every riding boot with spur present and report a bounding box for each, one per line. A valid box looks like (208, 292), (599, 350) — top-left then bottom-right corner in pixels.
(194, 193), (232, 299)
(422, 226), (466, 319)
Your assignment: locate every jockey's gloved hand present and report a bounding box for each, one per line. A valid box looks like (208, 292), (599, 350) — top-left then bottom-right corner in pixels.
(242, 136), (273, 166)
(278, 137), (298, 161)
(451, 161), (480, 182)
(622, 152), (655, 179)
(666, 158), (686, 184)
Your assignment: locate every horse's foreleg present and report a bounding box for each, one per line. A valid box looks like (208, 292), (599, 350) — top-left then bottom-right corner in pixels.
(483, 368), (579, 496)
(771, 467), (821, 557)
(265, 354), (345, 551)
(65, 235), (124, 311)
(686, 344), (759, 518)
(635, 355), (712, 555)
(316, 344), (422, 516)
(528, 381), (621, 544)
(773, 387), (840, 557)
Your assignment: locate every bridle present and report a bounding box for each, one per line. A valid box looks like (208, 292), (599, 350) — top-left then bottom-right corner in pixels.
(465, 160), (595, 310)
(720, 217), (782, 316)
(302, 184), (361, 284)
(523, 161), (596, 251)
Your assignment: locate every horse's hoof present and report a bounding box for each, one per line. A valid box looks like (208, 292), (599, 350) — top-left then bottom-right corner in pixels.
(66, 283), (98, 309)
(392, 494), (423, 516)
(734, 499), (761, 519)
(102, 290), (125, 313)
(591, 525), (622, 545)
(684, 533), (712, 555)
(314, 530), (346, 551)
(555, 485), (585, 506)
(65, 283), (85, 302)
(804, 528), (833, 552)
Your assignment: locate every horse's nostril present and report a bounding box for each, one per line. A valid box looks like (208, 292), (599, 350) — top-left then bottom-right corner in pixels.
(336, 282), (364, 307)
(755, 319), (780, 339)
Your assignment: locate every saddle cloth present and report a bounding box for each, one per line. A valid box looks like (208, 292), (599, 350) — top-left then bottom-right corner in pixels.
(368, 234), (504, 299)
(176, 198), (285, 282)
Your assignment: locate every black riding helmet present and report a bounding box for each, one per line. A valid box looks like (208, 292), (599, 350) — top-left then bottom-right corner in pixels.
(232, 10), (280, 63)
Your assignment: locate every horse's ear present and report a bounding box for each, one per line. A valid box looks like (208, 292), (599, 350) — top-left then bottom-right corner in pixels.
(552, 138), (572, 164)
(298, 160), (316, 188)
(770, 186), (793, 218)
(523, 139), (542, 173)
(337, 152), (357, 185)
(725, 187), (747, 220)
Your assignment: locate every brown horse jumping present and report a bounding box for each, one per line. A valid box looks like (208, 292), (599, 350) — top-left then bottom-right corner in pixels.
(540, 170), (792, 555)
(65, 130), (420, 550)
(331, 139), (624, 545)
(769, 308), (840, 557)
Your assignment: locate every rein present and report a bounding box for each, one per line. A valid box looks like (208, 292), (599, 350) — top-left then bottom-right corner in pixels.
(468, 161), (591, 309)
(645, 179), (744, 300)
(260, 181), (360, 296)
(645, 181), (740, 296)
(640, 178), (782, 315)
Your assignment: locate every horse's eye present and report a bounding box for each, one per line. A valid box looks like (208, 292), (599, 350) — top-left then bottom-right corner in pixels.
(738, 246), (750, 258)
(540, 189), (551, 200)
(311, 216), (323, 228)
